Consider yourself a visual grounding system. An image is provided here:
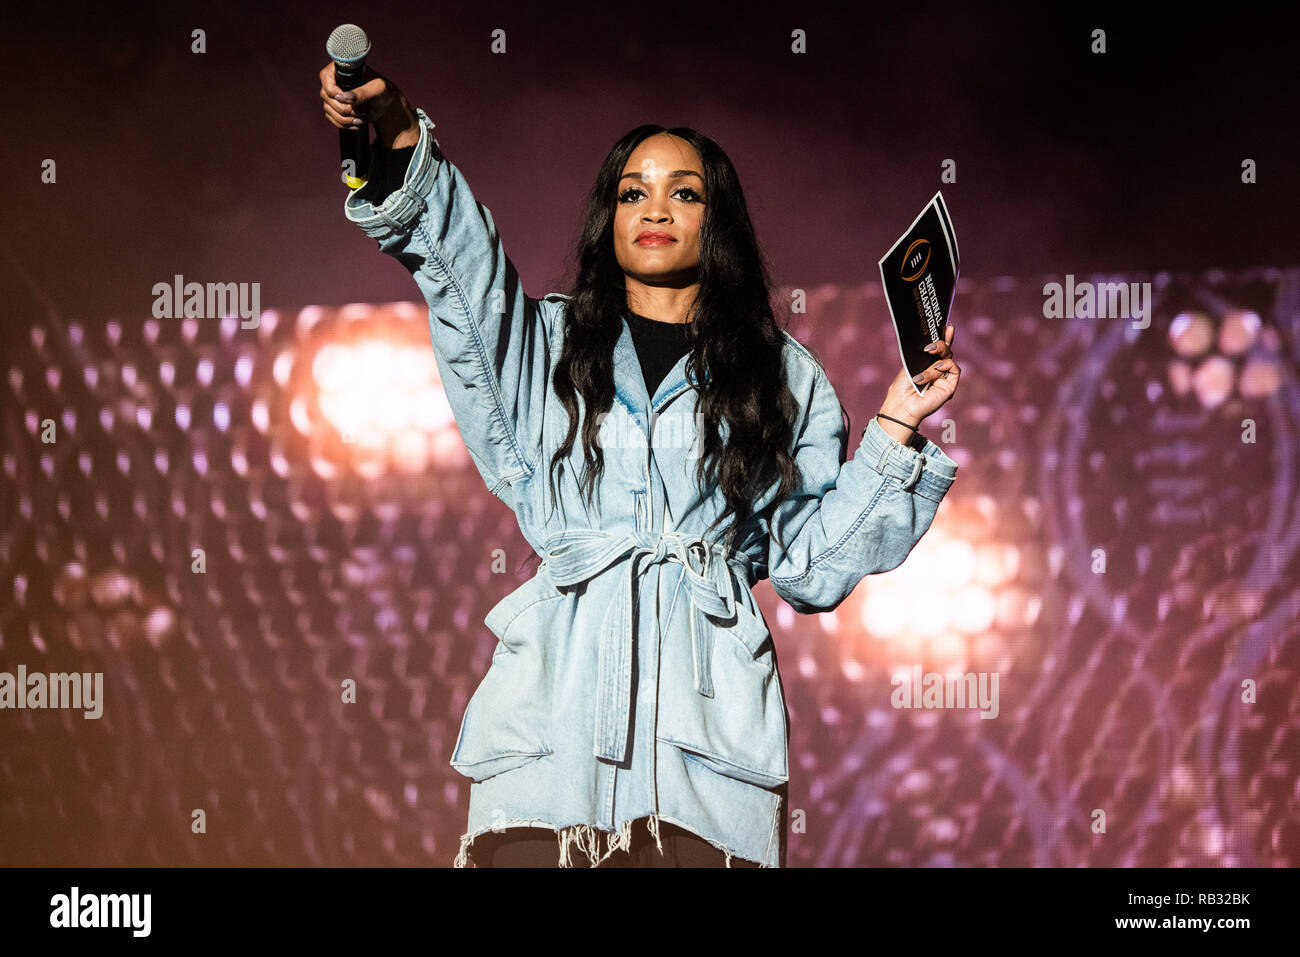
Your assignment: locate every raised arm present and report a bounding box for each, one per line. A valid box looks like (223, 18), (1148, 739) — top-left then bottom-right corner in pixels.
(766, 347), (958, 614)
(323, 65), (556, 510)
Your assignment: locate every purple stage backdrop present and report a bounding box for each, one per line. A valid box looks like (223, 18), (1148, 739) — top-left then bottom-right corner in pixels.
(2, 268), (1297, 867)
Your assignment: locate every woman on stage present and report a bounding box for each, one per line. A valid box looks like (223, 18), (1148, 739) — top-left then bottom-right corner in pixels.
(319, 62), (961, 867)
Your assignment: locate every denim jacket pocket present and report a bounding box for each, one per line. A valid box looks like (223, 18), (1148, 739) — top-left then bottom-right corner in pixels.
(655, 597), (789, 790)
(450, 571), (564, 782)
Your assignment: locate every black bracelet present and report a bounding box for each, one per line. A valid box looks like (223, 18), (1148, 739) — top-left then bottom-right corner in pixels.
(876, 412), (918, 433)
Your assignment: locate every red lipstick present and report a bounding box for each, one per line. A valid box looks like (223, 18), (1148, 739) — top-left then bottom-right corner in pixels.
(635, 231), (677, 246)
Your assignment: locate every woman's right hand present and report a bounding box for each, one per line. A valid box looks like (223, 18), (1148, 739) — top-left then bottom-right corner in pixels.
(318, 61), (420, 149)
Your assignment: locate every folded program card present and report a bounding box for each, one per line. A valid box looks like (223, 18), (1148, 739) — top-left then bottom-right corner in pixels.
(878, 191), (960, 396)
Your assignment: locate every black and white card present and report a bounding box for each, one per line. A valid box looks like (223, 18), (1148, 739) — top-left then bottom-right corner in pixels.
(878, 191), (960, 395)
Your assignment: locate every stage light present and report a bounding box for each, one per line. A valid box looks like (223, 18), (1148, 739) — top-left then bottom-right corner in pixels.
(308, 333), (456, 475)
(934, 539), (976, 586)
(1192, 354), (1234, 408)
(951, 584), (997, 634)
(1218, 309), (1261, 356)
(1169, 310), (1214, 357)
(1168, 304), (1282, 407)
(1239, 354), (1283, 398)
(1167, 359), (1192, 396)
(974, 542), (1018, 587)
(311, 342), (350, 392)
(852, 524), (1016, 670)
(863, 588), (906, 637)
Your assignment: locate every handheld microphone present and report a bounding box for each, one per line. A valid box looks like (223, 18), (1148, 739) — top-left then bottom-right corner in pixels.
(326, 23), (372, 189)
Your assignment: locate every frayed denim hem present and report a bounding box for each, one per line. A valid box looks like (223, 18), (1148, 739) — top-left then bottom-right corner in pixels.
(452, 813), (661, 868)
(452, 812), (769, 868)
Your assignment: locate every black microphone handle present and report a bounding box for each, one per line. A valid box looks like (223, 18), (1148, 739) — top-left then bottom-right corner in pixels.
(336, 61), (370, 188)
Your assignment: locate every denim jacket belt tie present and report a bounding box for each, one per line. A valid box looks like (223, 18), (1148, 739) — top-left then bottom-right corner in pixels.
(541, 528), (757, 764)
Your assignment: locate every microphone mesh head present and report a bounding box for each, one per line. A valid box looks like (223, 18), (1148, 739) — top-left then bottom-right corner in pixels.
(326, 24), (370, 64)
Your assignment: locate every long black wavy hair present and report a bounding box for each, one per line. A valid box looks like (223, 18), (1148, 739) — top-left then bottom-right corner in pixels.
(543, 124), (812, 559)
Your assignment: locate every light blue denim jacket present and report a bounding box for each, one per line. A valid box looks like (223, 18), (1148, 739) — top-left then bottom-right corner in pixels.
(344, 108), (960, 867)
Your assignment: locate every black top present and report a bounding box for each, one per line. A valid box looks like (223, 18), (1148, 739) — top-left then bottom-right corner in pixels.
(623, 309), (694, 397)
(359, 147), (696, 397)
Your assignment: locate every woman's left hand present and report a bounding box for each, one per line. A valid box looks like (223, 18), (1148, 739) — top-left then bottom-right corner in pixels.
(878, 324), (960, 429)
